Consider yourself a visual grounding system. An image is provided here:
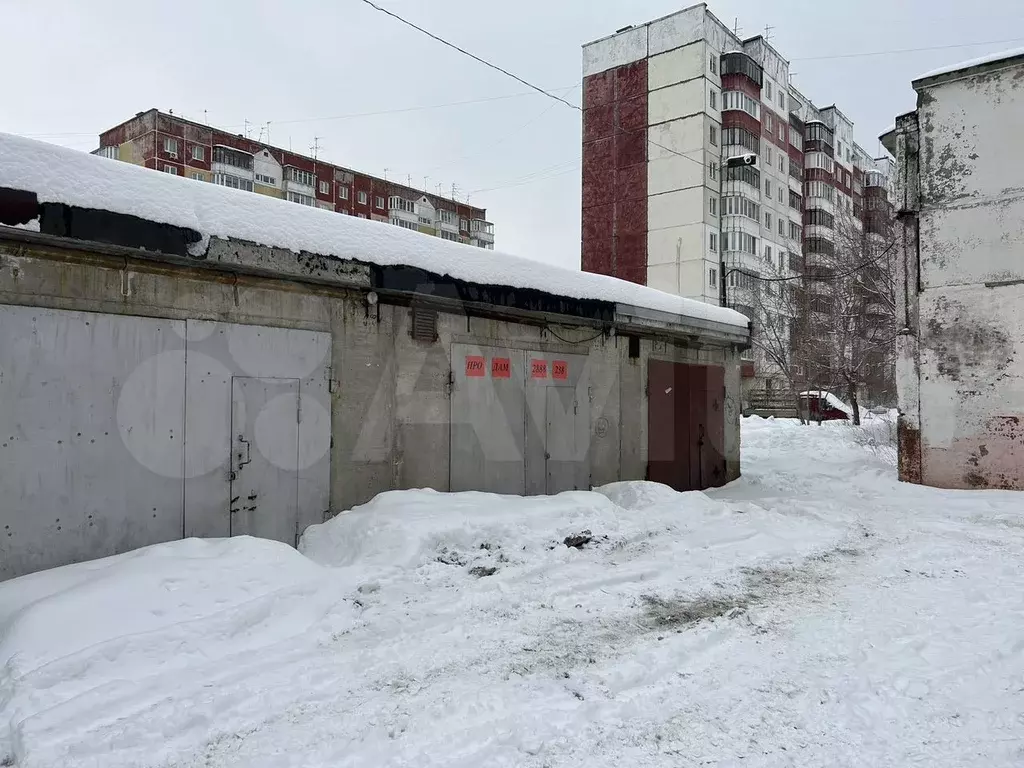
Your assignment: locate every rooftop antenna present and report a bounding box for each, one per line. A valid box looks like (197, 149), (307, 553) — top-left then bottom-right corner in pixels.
(764, 24), (774, 43)
(244, 119), (251, 139)
(203, 109), (208, 125)
(733, 17), (741, 36)
(383, 167), (390, 182)
(266, 121), (271, 144)
(257, 124), (265, 143)
(451, 182), (458, 201)
(407, 174), (413, 187)
(423, 175), (429, 193)
(311, 136), (321, 160)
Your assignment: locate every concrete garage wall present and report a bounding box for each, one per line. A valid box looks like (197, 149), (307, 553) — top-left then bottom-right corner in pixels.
(0, 235), (744, 577)
(889, 56), (1024, 489)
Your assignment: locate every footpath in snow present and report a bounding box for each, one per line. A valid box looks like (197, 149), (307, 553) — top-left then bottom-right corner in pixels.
(2, 416), (1024, 767)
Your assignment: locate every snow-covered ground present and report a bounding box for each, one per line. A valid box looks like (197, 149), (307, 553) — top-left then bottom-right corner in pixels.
(3, 416), (1024, 767)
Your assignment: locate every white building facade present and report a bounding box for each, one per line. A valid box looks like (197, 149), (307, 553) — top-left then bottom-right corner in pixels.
(883, 50), (1024, 490)
(581, 3), (893, 400)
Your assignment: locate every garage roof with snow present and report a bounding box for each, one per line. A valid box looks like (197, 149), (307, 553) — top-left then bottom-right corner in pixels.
(0, 133), (748, 330)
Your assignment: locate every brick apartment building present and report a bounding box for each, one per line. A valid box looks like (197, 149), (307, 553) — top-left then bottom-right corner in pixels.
(94, 108), (495, 249)
(580, 4), (894, 401)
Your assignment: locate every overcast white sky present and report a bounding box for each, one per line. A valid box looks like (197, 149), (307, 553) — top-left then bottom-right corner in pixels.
(3, 0), (1021, 269)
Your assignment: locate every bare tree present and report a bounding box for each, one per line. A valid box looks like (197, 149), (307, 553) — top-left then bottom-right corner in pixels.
(735, 254), (809, 425)
(797, 201), (897, 425)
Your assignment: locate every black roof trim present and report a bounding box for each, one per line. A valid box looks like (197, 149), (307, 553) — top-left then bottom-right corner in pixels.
(372, 264), (616, 324)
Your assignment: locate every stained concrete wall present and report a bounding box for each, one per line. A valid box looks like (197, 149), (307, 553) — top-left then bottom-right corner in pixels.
(0, 234), (744, 526)
(891, 59), (1024, 489)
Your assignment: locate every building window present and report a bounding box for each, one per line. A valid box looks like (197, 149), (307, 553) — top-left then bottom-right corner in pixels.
(724, 195), (759, 220)
(357, 213), (367, 219)
(358, 191), (368, 205)
(725, 164), (760, 189)
(710, 89), (717, 110)
(778, 252), (785, 271)
(375, 195), (385, 209)
(339, 186), (350, 200)
(190, 171), (203, 181)
(709, 161), (718, 181)
(390, 196), (416, 213)
(764, 113), (773, 132)
(392, 217), (418, 231)
(765, 244), (772, 263)
(778, 123), (785, 141)
(163, 165), (177, 175)
(439, 209), (456, 225)
(287, 167), (315, 186)
(766, 147), (772, 165)
(710, 124), (718, 145)
(709, 233), (718, 253)
(765, 81), (773, 99)
(164, 138), (178, 157)
(709, 196), (718, 216)
(212, 146), (253, 170)
(765, 179), (772, 196)
(460, 217), (469, 230)
(723, 231), (757, 255)
(319, 180), (330, 195)
(213, 172), (254, 191)
(256, 173), (276, 185)
(709, 267), (718, 287)
(191, 145), (204, 161)
(721, 127), (760, 154)
(778, 187), (784, 204)
(778, 90), (786, 109)
(471, 219), (494, 234)
(778, 156), (785, 173)
(778, 218), (785, 236)
(805, 180), (835, 202)
(721, 90), (761, 119)
(287, 191), (315, 206)
(765, 212), (772, 229)
(709, 55), (718, 75)
(789, 222), (802, 241)
(440, 230), (460, 241)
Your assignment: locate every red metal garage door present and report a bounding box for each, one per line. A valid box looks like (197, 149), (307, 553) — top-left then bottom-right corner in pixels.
(647, 360), (726, 491)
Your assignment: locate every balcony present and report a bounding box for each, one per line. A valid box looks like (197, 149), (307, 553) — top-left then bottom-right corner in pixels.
(470, 219), (494, 242)
(720, 51), (763, 87)
(212, 145), (254, 177)
(92, 146), (118, 160)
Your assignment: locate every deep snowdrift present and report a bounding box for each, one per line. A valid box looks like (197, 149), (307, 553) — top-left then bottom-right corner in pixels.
(3, 416), (1023, 767)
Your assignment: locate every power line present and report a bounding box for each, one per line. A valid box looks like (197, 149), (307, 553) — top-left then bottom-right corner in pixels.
(357, 0), (582, 110)
(792, 37), (1024, 62)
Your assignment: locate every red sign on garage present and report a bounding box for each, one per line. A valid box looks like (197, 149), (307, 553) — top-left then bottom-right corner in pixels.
(491, 357), (511, 379)
(552, 360), (568, 380)
(465, 356), (486, 377)
(531, 359), (548, 379)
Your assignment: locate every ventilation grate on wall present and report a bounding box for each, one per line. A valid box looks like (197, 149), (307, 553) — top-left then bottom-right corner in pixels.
(410, 306), (438, 343)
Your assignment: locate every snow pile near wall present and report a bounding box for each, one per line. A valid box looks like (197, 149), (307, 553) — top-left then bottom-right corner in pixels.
(5, 418), (1024, 765)
(0, 537), (354, 766)
(0, 133), (749, 328)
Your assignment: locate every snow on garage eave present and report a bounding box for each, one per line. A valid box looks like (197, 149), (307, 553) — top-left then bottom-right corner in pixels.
(0, 133), (749, 331)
